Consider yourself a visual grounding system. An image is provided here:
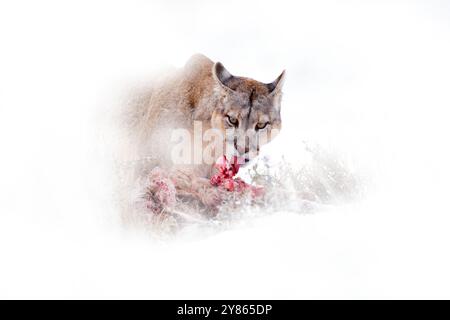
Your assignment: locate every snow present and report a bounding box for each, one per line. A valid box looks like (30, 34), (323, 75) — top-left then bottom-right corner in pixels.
(1, 0), (450, 299)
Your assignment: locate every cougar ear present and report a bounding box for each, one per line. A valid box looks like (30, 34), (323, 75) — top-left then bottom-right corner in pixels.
(266, 70), (286, 95)
(212, 62), (235, 91)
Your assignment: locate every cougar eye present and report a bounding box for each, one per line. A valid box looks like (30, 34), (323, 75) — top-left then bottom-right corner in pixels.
(256, 122), (269, 130)
(226, 115), (238, 127)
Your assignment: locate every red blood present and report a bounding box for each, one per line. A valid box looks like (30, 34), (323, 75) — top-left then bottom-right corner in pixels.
(210, 155), (264, 198)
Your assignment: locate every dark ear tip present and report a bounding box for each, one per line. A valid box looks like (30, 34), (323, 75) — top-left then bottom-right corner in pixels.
(213, 62), (232, 84)
(267, 69), (286, 93)
(213, 62), (224, 73)
(212, 62), (220, 79)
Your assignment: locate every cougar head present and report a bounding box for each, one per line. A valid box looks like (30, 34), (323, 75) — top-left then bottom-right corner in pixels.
(210, 62), (285, 164)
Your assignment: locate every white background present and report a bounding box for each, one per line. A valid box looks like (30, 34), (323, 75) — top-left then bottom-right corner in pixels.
(1, 0), (450, 299)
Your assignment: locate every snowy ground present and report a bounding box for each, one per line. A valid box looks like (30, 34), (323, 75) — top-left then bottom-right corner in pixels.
(1, 0), (450, 299)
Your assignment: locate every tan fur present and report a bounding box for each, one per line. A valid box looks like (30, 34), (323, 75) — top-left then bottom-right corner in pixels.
(121, 54), (285, 214)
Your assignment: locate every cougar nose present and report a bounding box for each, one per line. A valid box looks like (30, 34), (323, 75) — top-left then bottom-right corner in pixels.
(236, 145), (248, 155)
(235, 136), (251, 155)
